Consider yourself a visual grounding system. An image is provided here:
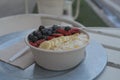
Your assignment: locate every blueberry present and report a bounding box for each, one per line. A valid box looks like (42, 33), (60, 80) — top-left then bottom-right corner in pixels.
(39, 25), (45, 31)
(41, 28), (53, 35)
(47, 31), (52, 35)
(41, 29), (48, 35)
(52, 30), (58, 33)
(28, 34), (38, 42)
(32, 36), (38, 42)
(64, 26), (71, 31)
(40, 35), (47, 40)
(37, 34), (43, 39)
(52, 25), (60, 31)
(44, 36), (47, 40)
(48, 27), (53, 32)
(33, 31), (41, 36)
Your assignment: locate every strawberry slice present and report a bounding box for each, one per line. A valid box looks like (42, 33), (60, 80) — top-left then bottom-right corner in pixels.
(36, 39), (45, 45)
(69, 28), (80, 34)
(65, 30), (72, 36)
(56, 28), (66, 35)
(47, 36), (54, 40)
(29, 41), (38, 47)
(52, 33), (64, 37)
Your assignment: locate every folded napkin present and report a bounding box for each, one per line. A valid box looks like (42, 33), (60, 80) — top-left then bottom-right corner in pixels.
(0, 39), (34, 69)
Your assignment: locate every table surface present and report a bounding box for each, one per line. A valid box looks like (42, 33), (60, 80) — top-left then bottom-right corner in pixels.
(0, 14), (120, 80)
(88, 27), (120, 80)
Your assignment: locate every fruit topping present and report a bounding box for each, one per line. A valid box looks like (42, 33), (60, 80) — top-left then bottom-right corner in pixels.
(28, 25), (81, 48)
(41, 29), (53, 36)
(52, 33), (64, 37)
(39, 41), (51, 49)
(33, 31), (42, 38)
(36, 39), (45, 45)
(64, 26), (71, 31)
(52, 25), (60, 31)
(47, 36), (54, 40)
(28, 34), (38, 42)
(29, 41), (38, 47)
(39, 25), (45, 31)
(56, 28), (67, 35)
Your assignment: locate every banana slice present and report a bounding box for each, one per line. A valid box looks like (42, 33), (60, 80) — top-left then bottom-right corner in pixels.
(54, 39), (60, 46)
(50, 40), (55, 47)
(39, 41), (51, 49)
(71, 33), (79, 40)
(74, 33), (79, 36)
(39, 33), (80, 50)
(65, 36), (70, 41)
(60, 36), (66, 42)
(58, 37), (63, 43)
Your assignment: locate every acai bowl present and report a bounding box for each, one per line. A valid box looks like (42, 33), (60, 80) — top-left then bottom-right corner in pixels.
(25, 25), (89, 71)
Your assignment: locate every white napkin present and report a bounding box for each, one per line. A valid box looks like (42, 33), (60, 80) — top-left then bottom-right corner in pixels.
(0, 39), (34, 69)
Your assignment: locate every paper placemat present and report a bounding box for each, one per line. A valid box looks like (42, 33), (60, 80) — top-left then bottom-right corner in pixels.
(0, 39), (34, 69)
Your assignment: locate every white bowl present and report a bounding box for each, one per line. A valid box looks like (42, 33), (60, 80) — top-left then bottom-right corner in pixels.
(25, 28), (89, 71)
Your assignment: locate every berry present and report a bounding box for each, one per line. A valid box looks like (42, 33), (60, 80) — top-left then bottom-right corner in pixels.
(37, 34), (43, 39)
(41, 28), (53, 36)
(41, 35), (47, 40)
(28, 34), (38, 42)
(64, 26), (71, 31)
(48, 27), (53, 32)
(68, 30), (72, 35)
(56, 28), (66, 35)
(69, 28), (80, 34)
(64, 31), (71, 36)
(52, 25), (61, 31)
(28, 34), (33, 40)
(69, 29), (76, 34)
(32, 36), (38, 42)
(39, 25), (45, 31)
(41, 29), (48, 35)
(29, 41), (34, 46)
(47, 36), (54, 40)
(52, 30), (57, 33)
(37, 35), (46, 40)
(33, 31), (42, 36)
(36, 39), (45, 45)
(47, 30), (52, 35)
(29, 41), (38, 47)
(52, 33), (64, 37)
(33, 31), (37, 36)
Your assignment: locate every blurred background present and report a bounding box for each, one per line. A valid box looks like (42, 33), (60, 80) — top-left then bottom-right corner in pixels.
(0, 0), (120, 27)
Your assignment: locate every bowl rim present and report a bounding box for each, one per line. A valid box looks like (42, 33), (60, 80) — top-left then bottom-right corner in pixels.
(25, 27), (90, 53)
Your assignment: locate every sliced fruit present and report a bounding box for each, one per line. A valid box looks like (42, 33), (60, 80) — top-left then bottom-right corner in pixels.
(52, 38), (58, 44)
(49, 40), (55, 47)
(64, 31), (71, 36)
(56, 28), (66, 35)
(39, 41), (51, 49)
(36, 39), (45, 45)
(57, 37), (63, 43)
(29, 41), (38, 47)
(64, 36), (70, 41)
(74, 45), (80, 48)
(64, 26), (71, 31)
(51, 33), (64, 37)
(60, 36), (66, 42)
(47, 36), (54, 40)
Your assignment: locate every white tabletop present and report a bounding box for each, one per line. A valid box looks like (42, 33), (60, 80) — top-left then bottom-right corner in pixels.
(0, 14), (120, 80)
(87, 27), (120, 80)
